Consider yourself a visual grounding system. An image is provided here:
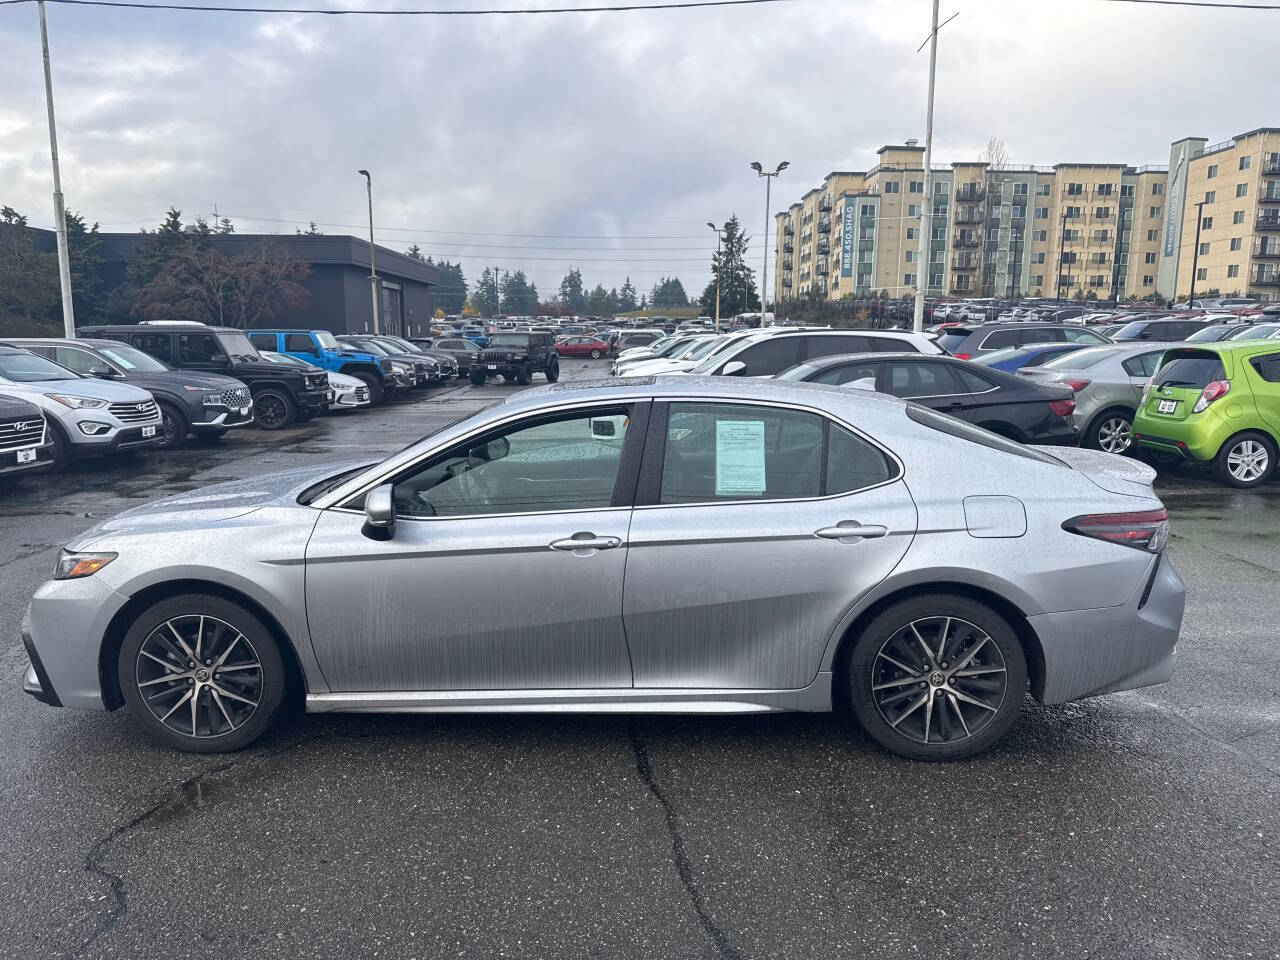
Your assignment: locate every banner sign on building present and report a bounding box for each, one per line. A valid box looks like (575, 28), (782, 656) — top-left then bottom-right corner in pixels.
(841, 201), (856, 277)
(1163, 156), (1185, 259)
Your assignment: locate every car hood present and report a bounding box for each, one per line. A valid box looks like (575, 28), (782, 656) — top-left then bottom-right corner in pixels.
(0, 377), (154, 402)
(327, 371), (362, 388)
(619, 358), (698, 377)
(69, 460), (373, 549)
(122, 371), (245, 392)
(1028, 445), (1159, 500)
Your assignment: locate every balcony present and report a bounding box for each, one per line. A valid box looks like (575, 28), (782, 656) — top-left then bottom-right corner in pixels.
(1258, 213), (1280, 230)
(1261, 186), (1280, 204)
(816, 240), (830, 255)
(782, 277), (792, 288)
(783, 241), (793, 253)
(1264, 156), (1280, 176)
(784, 223), (794, 236)
(954, 211), (982, 225)
(1254, 239), (1280, 258)
(952, 255), (978, 271)
(816, 261), (829, 275)
(818, 195), (832, 212)
(1253, 269), (1280, 286)
(953, 231), (980, 247)
(817, 215), (832, 233)
(956, 184), (986, 202)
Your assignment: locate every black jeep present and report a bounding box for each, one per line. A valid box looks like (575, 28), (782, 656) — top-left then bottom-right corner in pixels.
(470, 332), (559, 385)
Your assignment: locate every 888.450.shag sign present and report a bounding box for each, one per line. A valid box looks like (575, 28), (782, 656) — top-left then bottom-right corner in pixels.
(841, 201), (857, 277)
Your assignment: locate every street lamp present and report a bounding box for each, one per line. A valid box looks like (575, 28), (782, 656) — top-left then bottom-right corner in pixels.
(707, 221), (724, 334)
(357, 169), (379, 335)
(751, 161), (788, 326)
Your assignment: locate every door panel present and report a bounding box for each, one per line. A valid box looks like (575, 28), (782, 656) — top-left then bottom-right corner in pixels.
(306, 507), (633, 691)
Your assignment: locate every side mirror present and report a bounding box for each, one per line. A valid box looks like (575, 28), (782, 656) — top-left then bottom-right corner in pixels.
(721, 360), (747, 377)
(362, 483), (395, 540)
(88, 365), (116, 379)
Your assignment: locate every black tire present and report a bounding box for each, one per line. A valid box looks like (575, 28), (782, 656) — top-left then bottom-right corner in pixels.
(1211, 431), (1276, 488)
(47, 422), (71, 471)
(544, 358), (560, 383)
(470, 369), (486, 386)
(117, 593), (286, 753)
(589, 349), (602, 360)
(516, 362), (533, 386)
(252, 388), (295, 430)
(353, 373), (385, 405)
(502, 373), (517, 383)
(846, 593), (1027, 761)
(155, 401), (189, 450)
(1084, 407), (1134, 456)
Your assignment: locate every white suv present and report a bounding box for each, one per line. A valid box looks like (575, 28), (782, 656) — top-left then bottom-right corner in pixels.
(673, 328), (942, 378)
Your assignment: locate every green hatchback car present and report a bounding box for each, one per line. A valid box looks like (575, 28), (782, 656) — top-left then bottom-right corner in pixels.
(1133, 341), (1280, 488)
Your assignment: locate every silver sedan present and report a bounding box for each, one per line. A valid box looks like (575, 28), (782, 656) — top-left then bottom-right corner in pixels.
(21, 377), (1184, 760)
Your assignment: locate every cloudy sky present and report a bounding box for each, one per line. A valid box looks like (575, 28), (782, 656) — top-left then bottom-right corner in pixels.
(0, 0), (1271, 302)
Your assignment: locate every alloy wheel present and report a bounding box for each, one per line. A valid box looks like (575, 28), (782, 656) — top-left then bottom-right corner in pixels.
(1097, 416), (1132, 454)
(256, 394), (288, 428)
(871, 616), (1008, 746)
(134, 615), (263, 739)
(1227, 440), (1269, 482)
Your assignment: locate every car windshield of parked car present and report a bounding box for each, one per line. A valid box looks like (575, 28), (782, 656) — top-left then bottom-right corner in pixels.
(0, 349), (80, 382)
(489, 334), (531, 348)
(1036, 345), (1115, 370)
(349, 339), (391, 356)
(96, 343), (170, 372)
(314, 331), (341, 350)
(1228, 324), (1280, 340)
(215, 332), (262, 360)
(1186, 325), (1232, 342)
(681, 338), (722, 361)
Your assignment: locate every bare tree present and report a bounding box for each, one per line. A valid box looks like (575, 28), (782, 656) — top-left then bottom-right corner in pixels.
(980, 136), (1011, 170)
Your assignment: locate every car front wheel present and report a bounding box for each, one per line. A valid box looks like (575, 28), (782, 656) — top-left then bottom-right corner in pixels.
(846, 594), (1026, 760)
(1212, 432), (1276, 488)
(157, 401), (189, 450)
(516, 362), (533, 385)
(590, 349), (602, 359)
(118, 593), (286, 752)
(470, 369), (486, 386)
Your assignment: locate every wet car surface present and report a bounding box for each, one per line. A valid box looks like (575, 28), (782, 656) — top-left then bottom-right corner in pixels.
(0, 358), (1276, 959)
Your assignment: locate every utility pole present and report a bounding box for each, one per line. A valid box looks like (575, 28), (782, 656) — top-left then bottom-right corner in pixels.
(751, 161), (788, 326)
(357, 170), (379, 335)
(707, 222), (723, 333)
(1111, 206), (1127, 308)
(1187, 200), (1206, 305)
(1056, 208), (1069, 304)
(912, 0), (941, 334)
(38, 0), (75, 337)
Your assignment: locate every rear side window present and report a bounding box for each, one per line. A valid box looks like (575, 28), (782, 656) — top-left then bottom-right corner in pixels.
(811, 361), (879, 386)
(953, 366), (996, 392)
(884, 361), (961, 398)
(1121, 352), (1163, 378)
(865, 336), (919, 353)
(978, 329), (1021, 350)
(826, 423), (893, 493)
(906, 404), (1066, 466)
(131, 333), (173, 362)
(804, 334), (870, 359)
(1154, 350), (1226, 389)
(1249, 353), (1280, 383)
(248, 333), (276, 351)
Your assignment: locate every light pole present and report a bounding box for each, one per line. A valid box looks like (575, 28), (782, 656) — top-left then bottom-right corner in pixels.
(707, 222), (724, 333)
(357, 169), (379, 335)
(38, 0), (74, 337)
(751, 161), (788, 326)
(1187, 200), (1207, 306)
(912, 0), (941, 334)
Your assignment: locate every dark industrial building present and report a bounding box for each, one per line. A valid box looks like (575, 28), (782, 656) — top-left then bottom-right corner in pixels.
(31, 230), (442, 338)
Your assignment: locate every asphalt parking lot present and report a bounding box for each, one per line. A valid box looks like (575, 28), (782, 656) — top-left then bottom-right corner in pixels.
(0, 357), (1276, 960)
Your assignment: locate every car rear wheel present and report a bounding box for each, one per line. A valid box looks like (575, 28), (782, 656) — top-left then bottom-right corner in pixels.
(1086, 409), (1133, 455)
(589, 349), (602, 359)
(545, 358), (559, 383)
(118, 593), (286, 753)
(847, 594), (1027, 761)
(1212, 432), (1276, 488)
(252, 388), (295, 430)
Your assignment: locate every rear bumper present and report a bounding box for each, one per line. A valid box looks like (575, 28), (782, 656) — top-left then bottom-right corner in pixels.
(1030, 551), (1185, 704)
(1133, 432), (1207, 462)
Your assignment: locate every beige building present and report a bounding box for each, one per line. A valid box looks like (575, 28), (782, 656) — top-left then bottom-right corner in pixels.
(773, 129), (1280, 308)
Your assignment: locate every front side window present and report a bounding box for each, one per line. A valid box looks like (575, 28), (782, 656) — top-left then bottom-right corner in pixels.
(178, 333), (223, 364)
(0, 349), (80, 382)
(391, 409), (631, 518)
(285, 333), (316, 353)
(803, 334), (870, 359)
(52, 347), (106, 375)
(1063, 328), (1105, 344)
(216, 332), (260, 360)
(314, 331), (341, 350)
(811, 361), (880, 387)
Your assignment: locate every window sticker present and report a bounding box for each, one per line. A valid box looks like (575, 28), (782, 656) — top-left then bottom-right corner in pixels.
(715, 420), (766, 496)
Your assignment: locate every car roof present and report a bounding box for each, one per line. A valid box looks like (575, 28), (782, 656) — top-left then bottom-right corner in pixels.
(1170, 339), (1280, 356)
(801, 351), (939, 368)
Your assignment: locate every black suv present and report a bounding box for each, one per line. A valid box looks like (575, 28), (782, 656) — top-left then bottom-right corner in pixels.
(471, 332), (559, 385)
(80, 323), (328, 430)
(6, 338), (255, 449)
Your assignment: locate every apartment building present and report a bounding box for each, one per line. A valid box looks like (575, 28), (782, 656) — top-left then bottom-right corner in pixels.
(773, 128), (1280, 307)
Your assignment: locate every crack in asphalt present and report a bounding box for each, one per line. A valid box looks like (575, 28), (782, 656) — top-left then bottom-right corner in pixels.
(69, 732), (329, 960)
(628, 725), (742, 960)
(1136, 696), (1280, 779)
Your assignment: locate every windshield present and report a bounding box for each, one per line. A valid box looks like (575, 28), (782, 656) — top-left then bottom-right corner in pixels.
(1154, 350), (1226, 389)
(970, 345), (1024, 366)
(0, 350), (80, 382)
(1228, 324), (1280, 340)
(1037, 345), (1115, 370)
(314, 331), (341, 350)
(263, 351), (308, 367)
(777, 361), (819, 382)
(96, 343), (170, 372)
(490, 334), (531, 347)
(349, 339), (390, 356)
(680, 339), (720, 360)
(383, 337), (421, 352)
(216, 332), (262, 360)
(690, 336), (761, 373)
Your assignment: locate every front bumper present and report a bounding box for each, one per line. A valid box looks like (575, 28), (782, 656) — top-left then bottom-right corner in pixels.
(0, 439), (55, 476)
(1030, 551), (1185, 704)
(191, 406), (255, 429)
(299, 389), (328, 414)
(21, 574), (130, 711)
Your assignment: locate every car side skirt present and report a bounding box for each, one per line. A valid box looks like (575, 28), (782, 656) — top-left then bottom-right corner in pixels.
(306, 675), (832, 714)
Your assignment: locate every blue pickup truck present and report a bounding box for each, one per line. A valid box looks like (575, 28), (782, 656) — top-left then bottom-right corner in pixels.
(248, 329), (398, 403)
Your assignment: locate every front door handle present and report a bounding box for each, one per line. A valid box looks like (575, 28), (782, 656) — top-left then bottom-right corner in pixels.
(815, 521), (890, 542)
(550, 532), (622, 554)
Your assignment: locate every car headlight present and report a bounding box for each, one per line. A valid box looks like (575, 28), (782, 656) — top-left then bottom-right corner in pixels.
(47, 394), (107, 410)
(202, 392), (224, 406)
(391, 361), (412, 374)
(54, 550), (117, 580)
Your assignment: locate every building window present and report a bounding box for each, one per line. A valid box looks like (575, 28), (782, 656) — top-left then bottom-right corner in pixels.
(1065, 205), (1081, 218)
(861, 204), (875, 217)
(1196, 267), (1208, 281)
(1013, 183), (1028, 196)
(1142, 275), (1154, 286)
(885, 181), (900, 193)
(908, 204), (921, 217)
(1089, 275), (1106, 287)
(1097, 183), (1113, 195)
(1207, 164), (1218, 178)
(1147, 229), (1159, 241)
(932, 250), (945, 263)
(1240, 155), (1252, 171)
(1064, 229), (1081, 242)
(1202, 216), (1214, 229)
(1237, 183), (1249, 197)
(1234, 210), (1246, 224)
(1094, 206), (1110, 219)
(1033, 252), (1046, 264)
(929, 272), (944, 287)
(1121, 184), (1135, 198)
(934, 181), (948, 195)
(1230, 237), (1243, 251)
(1199, 242), (1210, 255)
(1036, 183), (1051, 196)
(1034, 230), (1048, 242)
(1227, 264), (1240, 278)
(903, 273), (916, 286)
(1031, 274), (1043, 286)
(1067, 183), (1083, 195)
(1145, 251), (1157, 263)
(1035, 206), (1048, 218)
(1152, 182), (1164, 195)
(905, 250), (914, 262)
(988, 228), (1000, 241)
(1149, 206), (1161, 218)
(1204, 190), (1216, 203)
(909, 180), (924, 193)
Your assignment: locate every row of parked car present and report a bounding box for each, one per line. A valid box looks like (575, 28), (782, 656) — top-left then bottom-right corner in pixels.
(603, 319), (1280, 488)
(0, 323), (472, 479)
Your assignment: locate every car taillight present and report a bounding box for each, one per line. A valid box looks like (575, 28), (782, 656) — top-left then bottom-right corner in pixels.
(1192, 378), (1230, 414)
(1062, 378), (1091, 392)
(1048, 398), (1075, 417)
(1063, 509), (1169, 553)
(953, 352), (971, 360)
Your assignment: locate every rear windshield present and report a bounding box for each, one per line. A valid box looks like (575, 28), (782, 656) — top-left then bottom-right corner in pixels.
(905, 404), (1066, 466)
(1154, 350), (1226, 389)
(936, 332), (971, 353)
(1037, 345), (1114, 370)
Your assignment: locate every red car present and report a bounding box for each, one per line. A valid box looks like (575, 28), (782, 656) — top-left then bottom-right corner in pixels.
(555, 335), (611, 359)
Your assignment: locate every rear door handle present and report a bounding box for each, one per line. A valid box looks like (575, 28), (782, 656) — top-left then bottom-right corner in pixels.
(550, 532), (622, 553)
(815, 521), (890, 542)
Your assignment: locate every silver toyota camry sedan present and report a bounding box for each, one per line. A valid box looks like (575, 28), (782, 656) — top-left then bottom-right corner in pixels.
(21, 377), (1184, 760)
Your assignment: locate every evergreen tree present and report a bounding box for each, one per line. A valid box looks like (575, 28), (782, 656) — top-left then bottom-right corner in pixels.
(63, 211), (106, 327)
(558, 267), (586, 313)
(469, 267), (500, 316)
(699, 215), (759, 317)
(649, 276), (689, 309)
(0, 206), (59, 335)
(500, 270), (538, 314)
(405, 244), (426, 262)
(618, 277), (637, 312)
